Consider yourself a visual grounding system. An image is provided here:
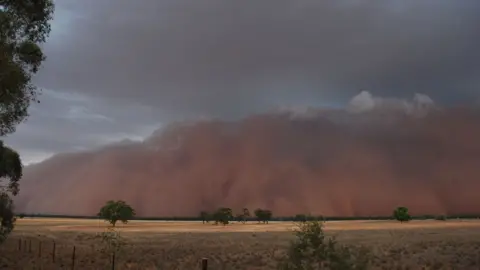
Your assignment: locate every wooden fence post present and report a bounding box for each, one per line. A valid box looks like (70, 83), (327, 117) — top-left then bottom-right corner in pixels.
(28, 239), (32, 253)
(71, 245), (76, 270)
(111, 251), (116, 270)
(38, 241), (42, 257)
(18, 239), (21, 251)
(201, 258), (208, 270)
(52, 241), (56, 262)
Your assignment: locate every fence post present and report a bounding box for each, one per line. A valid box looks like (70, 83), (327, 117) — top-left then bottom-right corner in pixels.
(71, 245), (76, 270)
(29, 239), (32, 253)
(18, 239), (21, 251)
(38, 241), (42, 257)
(111, 251), (116, 270)
(201, 258), (208, 270)
(52, 241), (56, 262)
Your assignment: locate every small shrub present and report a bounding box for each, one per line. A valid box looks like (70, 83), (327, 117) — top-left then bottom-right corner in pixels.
(278, 219), (371, 269)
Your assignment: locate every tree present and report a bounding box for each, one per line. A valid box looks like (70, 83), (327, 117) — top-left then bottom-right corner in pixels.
(242, 208), (250, 223)
(0, 141), (22, 243)
(0, 193), (15, 244)
(254, 208), (273, 224)
(393, 206), (411, 223)
(199, 211), (210, 224)
(278, 219), (370, 269)
(98, 200), (136, 227)
(0, 0), (55, 244)
(236, 208), (250, 224)
(1, 0), (55, 135)
(213, 207), (233, 226)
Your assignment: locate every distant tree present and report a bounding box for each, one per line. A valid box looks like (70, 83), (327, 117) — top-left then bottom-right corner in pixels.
(393, 207), (411, 223)
(213, 207), (233, 226)
(199, 211), (210, 224)
(295, 214), (308, 222)
(254, 208), (273, 224)
(236, 208), (250, 224)
(98, 200), (136, 227)
(235, 213), (243, 223)
(242, 208), (250, 223)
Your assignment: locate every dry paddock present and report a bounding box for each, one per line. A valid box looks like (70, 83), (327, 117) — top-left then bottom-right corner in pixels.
(1, 218), (480, 269)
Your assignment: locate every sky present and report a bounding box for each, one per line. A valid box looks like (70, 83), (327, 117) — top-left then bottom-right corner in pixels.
(3, 0), (480, 165)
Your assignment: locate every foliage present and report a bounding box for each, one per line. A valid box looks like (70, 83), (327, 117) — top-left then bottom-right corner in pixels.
(0, 193), (15, 244)
(235, 208), (250, 224)
(254, 208), (273, 224)
(393, 207), (411, 223)
(98, 200), (136, 227)
(0, 141), (21, 243)
(0, 0), (54, 135)
(213, 207), (233, 226)
(0, 0), (54, 245)
(97, 226), (127, 254)
(199, 211), (210, 224)
(278, 219), (371, 270)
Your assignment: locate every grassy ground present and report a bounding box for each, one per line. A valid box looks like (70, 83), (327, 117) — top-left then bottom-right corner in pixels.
(1, 218), (480, 269)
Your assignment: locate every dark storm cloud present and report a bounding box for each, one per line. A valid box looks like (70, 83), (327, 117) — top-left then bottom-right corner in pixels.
(36, 0), (480, 120)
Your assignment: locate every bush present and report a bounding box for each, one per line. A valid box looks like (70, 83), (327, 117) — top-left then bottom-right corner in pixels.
(278, 219), (370, 269)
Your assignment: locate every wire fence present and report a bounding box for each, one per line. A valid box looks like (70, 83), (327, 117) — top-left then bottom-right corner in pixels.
(1, 236), (212, 270)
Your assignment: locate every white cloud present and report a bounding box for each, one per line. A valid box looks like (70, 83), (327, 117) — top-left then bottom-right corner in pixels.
(347, 90), (435, 116)
(64, 105), (113, 122)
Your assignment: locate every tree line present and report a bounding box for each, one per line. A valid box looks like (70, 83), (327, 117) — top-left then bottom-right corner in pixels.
(199, 207), (273, 225)
(92, 200), (465, 228)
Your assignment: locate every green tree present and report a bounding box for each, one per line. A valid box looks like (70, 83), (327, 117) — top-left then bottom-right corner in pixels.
(0, 193), (15, 243)
(278, 219), (370, 269)
(98, 200), (136, 227)
(0, 141), (22, 244)
(213, 207), (233, 226)
(254, 208), (273, 224)
(393, 206), (411, 223)
(1, 0), (55, 135)
(0, 0), (55, 244)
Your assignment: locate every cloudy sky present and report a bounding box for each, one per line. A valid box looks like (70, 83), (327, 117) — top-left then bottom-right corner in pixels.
(3, 0), (480, 165)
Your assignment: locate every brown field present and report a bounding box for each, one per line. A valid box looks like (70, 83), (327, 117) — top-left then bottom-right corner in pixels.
(1, 218), (480, 269)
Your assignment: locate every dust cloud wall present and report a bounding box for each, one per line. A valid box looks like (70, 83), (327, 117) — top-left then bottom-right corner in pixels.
(13, 107), (480, 217)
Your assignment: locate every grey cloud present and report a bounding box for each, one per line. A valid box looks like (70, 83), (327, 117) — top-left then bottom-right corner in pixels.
(34, 0), (480, 121)
(4, 0), (480, 164)
(3, 90), (161, 164)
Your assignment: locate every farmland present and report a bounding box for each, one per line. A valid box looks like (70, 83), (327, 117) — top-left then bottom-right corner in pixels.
(1, 218), (480, 269)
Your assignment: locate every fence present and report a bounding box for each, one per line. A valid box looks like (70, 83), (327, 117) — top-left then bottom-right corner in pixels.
(1, 237), (211, 270)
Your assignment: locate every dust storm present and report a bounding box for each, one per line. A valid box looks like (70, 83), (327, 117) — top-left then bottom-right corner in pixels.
(14, 98), (480, 217)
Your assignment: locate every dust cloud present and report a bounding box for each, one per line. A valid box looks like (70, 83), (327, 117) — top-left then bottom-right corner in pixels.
(13, 93), (480, 217)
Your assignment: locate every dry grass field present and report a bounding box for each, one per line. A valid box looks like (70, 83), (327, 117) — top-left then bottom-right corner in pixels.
(1, 218), (480, 269)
